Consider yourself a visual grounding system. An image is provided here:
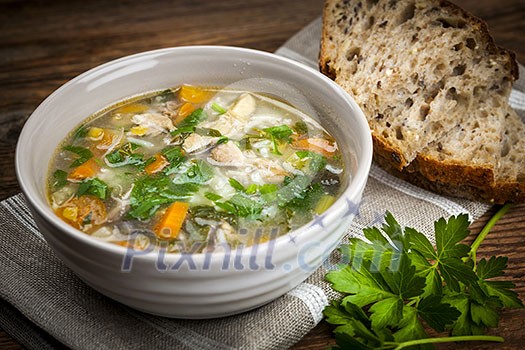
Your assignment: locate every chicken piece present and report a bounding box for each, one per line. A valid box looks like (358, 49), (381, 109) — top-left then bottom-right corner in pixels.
(209, 141), (245, 166)
(182, 133), (219, 154)
(131, 113), (175, 136)
(228, 93), (256, 121)
(200, 94), (256, 140)
(250, 158), (288, 184)
(200, 113), (248, 140)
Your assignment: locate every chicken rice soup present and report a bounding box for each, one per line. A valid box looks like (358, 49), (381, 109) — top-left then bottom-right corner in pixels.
(47, 86), (345, 253)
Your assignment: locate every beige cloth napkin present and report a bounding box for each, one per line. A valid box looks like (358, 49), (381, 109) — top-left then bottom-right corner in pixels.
(1, 17), (523, 350)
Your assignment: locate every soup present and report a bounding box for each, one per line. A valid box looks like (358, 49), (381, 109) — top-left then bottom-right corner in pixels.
(47, 86), (345, 253)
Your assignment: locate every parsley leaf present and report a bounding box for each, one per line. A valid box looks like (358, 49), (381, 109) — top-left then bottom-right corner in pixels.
(393, 306), (431, 347)
(105, 143), (144, 167)
(226, 194), (263, 218)
(76, 178), (109, 200)
(407, 214), (477, 292)
(211, 102), (227, 115)
(52, 169), (68, 190)
(171, 108), (207, 135)
(296, 150), (327, 173)
(161, 146), (186, 174)
(63, 145), (93, 167)
(380, 254), (426, 299)
(417, 295), (461, 332)
(263, 124), (293, 155)
(128, 175), (198, 220)
(435, 215), (471, 259)
(173, 159), (214, 184)
(324, 210), (521, 349)
(228, 178), (245, 192)
(293, 120), (309, 135)
(368, 296), (403, 329)
(72, 124), (88, 141)
(481, 280), (523, 309)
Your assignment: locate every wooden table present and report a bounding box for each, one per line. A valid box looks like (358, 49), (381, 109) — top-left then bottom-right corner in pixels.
(0, 0), (523, 349)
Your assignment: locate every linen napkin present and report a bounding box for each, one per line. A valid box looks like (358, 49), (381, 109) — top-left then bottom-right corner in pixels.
(1, 17), (524, 350)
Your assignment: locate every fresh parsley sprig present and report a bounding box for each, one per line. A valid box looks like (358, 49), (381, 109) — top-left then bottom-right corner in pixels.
(63, 145), (93, 167)
(324, 205), (522, 349)
(263, 124), (293, 155)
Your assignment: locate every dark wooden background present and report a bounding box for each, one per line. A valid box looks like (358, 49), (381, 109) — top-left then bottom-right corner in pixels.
(0, 0), (524, 349)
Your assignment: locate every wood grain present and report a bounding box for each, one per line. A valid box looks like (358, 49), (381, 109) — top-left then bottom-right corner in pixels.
(0, 0), (524, 349)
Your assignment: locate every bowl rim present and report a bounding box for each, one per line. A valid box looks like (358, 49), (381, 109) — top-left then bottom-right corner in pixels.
(16, 45), (372, 263)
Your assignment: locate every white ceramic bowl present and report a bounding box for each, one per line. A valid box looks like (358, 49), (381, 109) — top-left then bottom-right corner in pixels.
(16, 46), (372, 318)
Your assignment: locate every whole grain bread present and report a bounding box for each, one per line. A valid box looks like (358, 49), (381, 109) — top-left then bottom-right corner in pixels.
(321, 0), (525, 203)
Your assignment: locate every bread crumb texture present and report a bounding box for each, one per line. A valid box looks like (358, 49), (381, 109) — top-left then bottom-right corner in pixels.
(321, 0), (524, 203)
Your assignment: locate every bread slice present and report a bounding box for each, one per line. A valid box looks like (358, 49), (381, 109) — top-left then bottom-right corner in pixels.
(321, 0), (524, 203)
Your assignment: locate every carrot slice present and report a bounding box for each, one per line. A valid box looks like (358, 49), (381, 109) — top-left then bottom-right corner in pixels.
(154, 202), (190, 239)
(174, 102), (195, 125)
(144, 153), (169, 175)
(179, 85), (210, 103)
(291, 137), (338, 157)
(68, 158), (100, 181)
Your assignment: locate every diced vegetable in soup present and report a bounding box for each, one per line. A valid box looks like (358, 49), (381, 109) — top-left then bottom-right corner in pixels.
(47, 86), (345, 253)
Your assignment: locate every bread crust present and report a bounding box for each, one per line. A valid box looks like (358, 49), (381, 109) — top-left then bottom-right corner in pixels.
(320, 0), (523, 203)
(374, 151), (525, 203)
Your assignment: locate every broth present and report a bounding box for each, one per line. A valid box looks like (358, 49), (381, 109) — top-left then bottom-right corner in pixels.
(47, 86), (345, 253)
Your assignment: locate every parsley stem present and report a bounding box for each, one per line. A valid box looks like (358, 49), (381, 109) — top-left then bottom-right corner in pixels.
(393, 335), (504, 349)
(469, 203), (513, 265)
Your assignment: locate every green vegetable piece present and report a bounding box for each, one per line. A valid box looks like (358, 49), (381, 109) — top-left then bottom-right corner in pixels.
(405, 227), (436, 260)
(324, 210), (521, 349)
(435, 215), (471, 259)
(226, 194), (263, 218)
(259, 184), (278, 194)
(470, 298), (500, 328)
(393, 306), (431, 347)
(368, 296), (403, 329)
(128, 175), (198, 220)
(211, 102), (227, 114)
(264, 124), (293, 140)
(245, 184), (258, 194)
(205, 192), (222, 201)
(189, 205), (237, 226)
(277, 175), (312, 206)
(293, 120), (309, 135)
(72, 124), (88, 141)
(439, 256), (478, 292)
(174, 159), (214, 184)
(481, 280), (523, 309)
(417, 295), (461, 332)
(215, 201), (238, 215)
(228, 178), (245, 192)
(195, 127), (222, 137)
(477, 256), (508, 280)
(217, 136), (229, 144)
(264, 124), (293, 155)
(296, 150), (327, 173)
(63, 145), (93, 168)
(106, 143), (145, 167)
(380, 255), (426, 299)
(327, 263), (394, 308)
(76, 178), (109, 200)
(52, 169), (68, 190)
(171, 108), (207, 135)
(161, 146), (186, 174)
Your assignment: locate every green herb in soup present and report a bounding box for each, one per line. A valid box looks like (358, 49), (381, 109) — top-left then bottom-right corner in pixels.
(47, 85), (345, 252)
